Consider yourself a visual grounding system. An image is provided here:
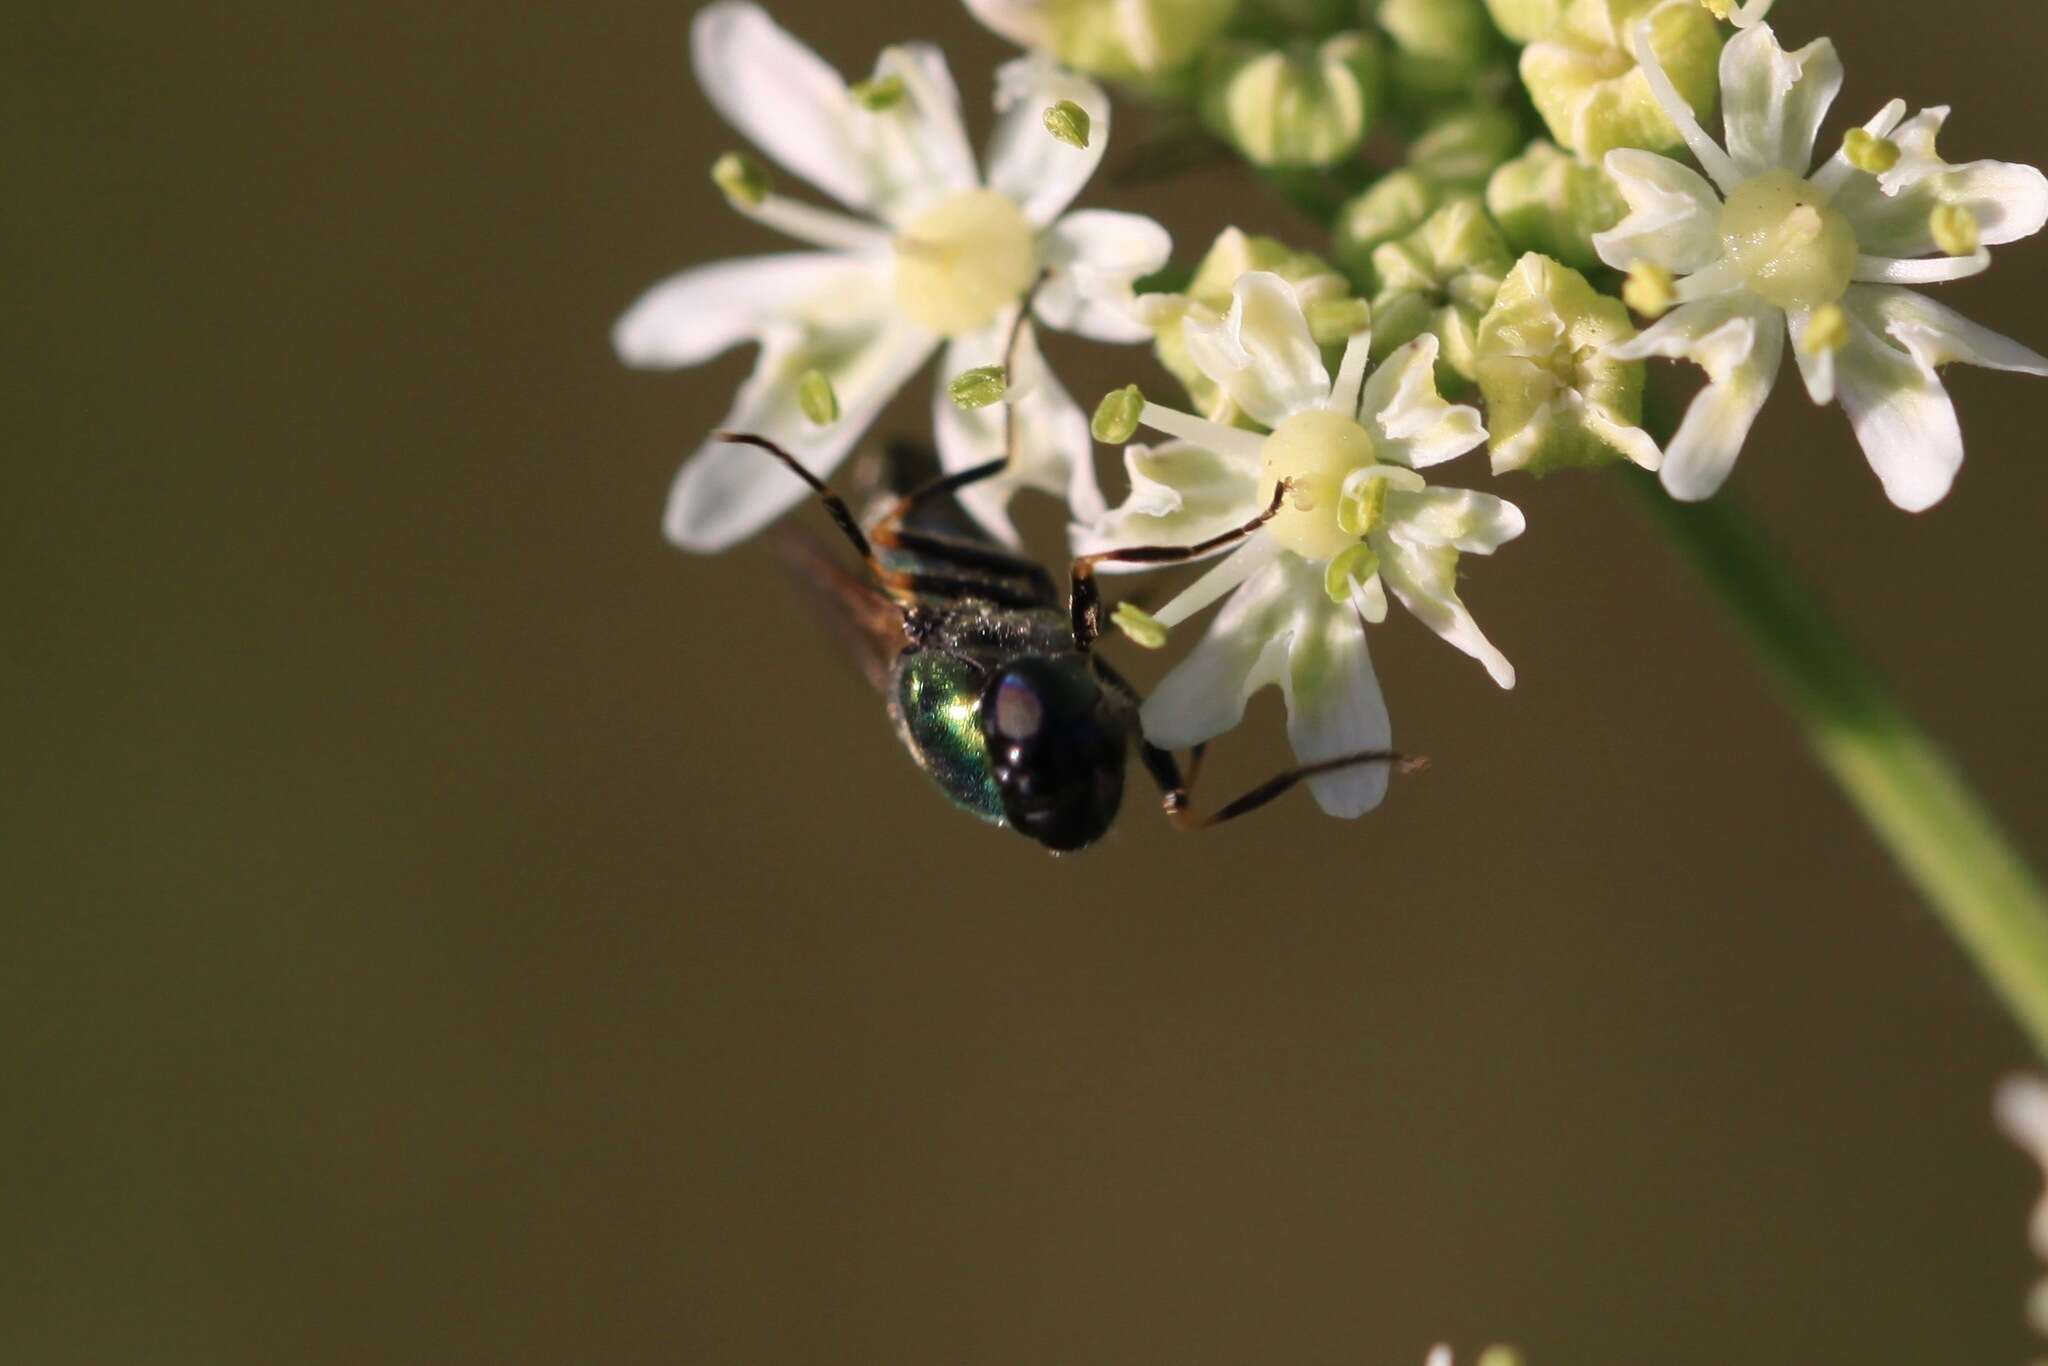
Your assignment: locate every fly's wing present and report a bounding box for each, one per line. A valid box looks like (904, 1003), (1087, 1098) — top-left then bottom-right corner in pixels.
(766, 524), (908, 693)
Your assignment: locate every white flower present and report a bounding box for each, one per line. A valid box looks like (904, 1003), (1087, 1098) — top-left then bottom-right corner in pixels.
(1080, 272), (1520, 817)
(1593, 21), (2048, 510)
(1997, 1075), (2048, 1334)
(614, 2), (1171, 551)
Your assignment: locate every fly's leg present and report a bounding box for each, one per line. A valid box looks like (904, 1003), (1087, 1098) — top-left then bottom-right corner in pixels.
(1068, 481), (1292, 651)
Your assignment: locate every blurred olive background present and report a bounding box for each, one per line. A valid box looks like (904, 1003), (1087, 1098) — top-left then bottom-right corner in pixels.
(10, 2), (2048, 1362)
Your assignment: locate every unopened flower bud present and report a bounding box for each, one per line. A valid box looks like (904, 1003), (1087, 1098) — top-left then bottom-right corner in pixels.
(848, 74), (906, 111)
(1932, 203), (1981, 257)
(966, 0), (1238, 80)
(1111, 601), (1169, 649)
(1483, 0), (1565, 43)
(1475, 252), (1654, 475)
(1043, 99), (1092, 149)
(796, 369), (839, 426)
(1333, 172), (1453, 289)
(1486, 139), (1627, 272)
(1092, 384), (1146, 443)
(1305, 296), (1373, 345)
(1369, 199), (1513, 388)
(711, 150), (770, 209)
(1520, 0), (1722, 160)
(948, 366), (1008, 409)
(1410, 106), (1526, 190)
(1843, 127), (1902, 175)
(1199, 32), (1384, 168)
(1379, 0), (1503, 104)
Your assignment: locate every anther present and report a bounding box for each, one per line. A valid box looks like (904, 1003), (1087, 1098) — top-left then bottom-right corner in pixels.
(711, 151), (770, 209)
(1843, 128), (1902, 175)
(1042, 100), (1092, 150)
(1091, 384), (1145, 443)
(1111, 601), (1168, 649)
(1931, 203), (1981, 257)
(797, 369), (839, 426)
(1623, 262), (1676, 319)
(849, 74), (906, 111)
(1800, 302), (1849, 357)
(947, 366), (1008, 409)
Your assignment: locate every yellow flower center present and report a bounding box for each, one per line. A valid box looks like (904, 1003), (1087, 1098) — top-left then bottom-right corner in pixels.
(1718, 169), (1859, 311)
(1256, 410), (1380, 561)
(892, 190), (1038, 337)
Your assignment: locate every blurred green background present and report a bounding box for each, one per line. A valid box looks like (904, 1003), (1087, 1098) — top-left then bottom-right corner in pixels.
(10, 2), (2048, 1362)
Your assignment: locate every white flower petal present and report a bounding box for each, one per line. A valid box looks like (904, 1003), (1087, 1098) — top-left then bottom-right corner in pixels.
(1610, 297), (1785, 500)
(613, 252), (884, 368)
(934, 319), (1100, 547)
(1036, 210), (1174, 343)
(1718, 25), (1841, 181)
(1379, 536), (1516, 688)
(962, 0), (1053, 51)
(1384, 488), (1528, 554)
(1851, 285), (2048, 376)
(1183, 272), (1332, 428)
(1831, 107), (2048, 257)
(1594, 149), (1727, 275)
(691, 2), (876, 214)
(983, 56), (1111, 228)
(1627, 13), (1740, 193)
(1072, 441), (1266, 564)
(1282, 588), (1393, 819)
(1361, 336), (1487, 469)
(663, 323), (937, 552)
(1787, 308), (1836, 406)
(1834, 293), (1965, 511)
(1852, 250), (1990, 286)
(859, 44), (981, 223)
(1140, 552), (1299, 748)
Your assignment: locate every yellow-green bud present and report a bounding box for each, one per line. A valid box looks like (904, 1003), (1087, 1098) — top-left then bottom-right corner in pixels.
(1111, 601), (1169, 649)
(1411, 106), (1526, 190)
(1486, 139), (1627, 272)
(976, 0), (1239, 81)
(1801, 301), (1849, 356)
(1092, 385), (1146, 443)
(1932, 203), (1981, 257)
(1323, 542), (1381, 604)
(1475, 1349), (1526, 1366)
(1379, 0), (1503, 105)
(1199, 33), (1384, 168)
(849, 74), (906, 111)
(948, 366), (1008, 409)
(711, 151), (770, 209)
(1521, 0), (1723, 160)
(1369, 199), (1513, 388)
(1484, 0), (1565, 43)
(796, 369), (839, 426)
(1701, 0), (1732, 17)
(1622, 261), (1675, 318)
(1305, 296), (1373, 345)
(1475, 252), (1650, 475)
(1042, 100), (1092, 150)
(1333, 172), (1453, 289)
(1843, 128), (1901, 175)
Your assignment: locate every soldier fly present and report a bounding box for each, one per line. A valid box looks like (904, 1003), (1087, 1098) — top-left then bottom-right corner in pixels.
(718, 419), (1419, 853)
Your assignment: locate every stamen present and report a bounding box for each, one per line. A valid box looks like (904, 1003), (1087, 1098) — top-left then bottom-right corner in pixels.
(711, 151), (769, 209)
(1702, 0), (1775, 26)
(849, 74), (906, 111)
(1932, 204), (1982, 257)
(1110, 601), (1168, 649)
(1042, 100), (1092, 150)
(1628, 19), (1740, 193)
(1153, 534), (1283, 629)
(1842, 128), (1902, 175)
(1800, 302), (1849, 357)
(1138, 403), (1266, 464)
(948, 366), (1008, 409)
(1623, 263), (1677, 319)
(797, 369), (839, 426)
(1092, 385), (1145, 444)
(1336, 471), (1389, 536)
(1854, 250), (1991, 285)
(1323, 543), (1381, 606)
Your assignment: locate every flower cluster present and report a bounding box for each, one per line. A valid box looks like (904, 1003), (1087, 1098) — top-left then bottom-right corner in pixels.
(617, 0), (2046, 820)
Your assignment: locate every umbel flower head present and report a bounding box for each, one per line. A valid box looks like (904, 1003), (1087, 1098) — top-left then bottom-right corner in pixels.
(614, 2), (1170, 551)
(1596, 20), (2048, 509)
(1082, 273), (1522, 817)
(1995, 1075), (2048, 1334)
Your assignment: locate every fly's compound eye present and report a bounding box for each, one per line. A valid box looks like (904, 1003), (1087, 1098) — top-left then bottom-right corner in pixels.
(979, 656), (1127, 852)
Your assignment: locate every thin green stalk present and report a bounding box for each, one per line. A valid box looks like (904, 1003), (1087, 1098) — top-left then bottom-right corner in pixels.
(1625, 472), (2048, 1057)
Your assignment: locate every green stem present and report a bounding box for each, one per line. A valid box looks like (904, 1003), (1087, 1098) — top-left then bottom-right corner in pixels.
(1626, 472), (2048, 1057)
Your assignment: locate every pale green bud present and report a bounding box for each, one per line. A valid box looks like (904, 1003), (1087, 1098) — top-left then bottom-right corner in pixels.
(1378, 0), (1503, 100)
(1111, 601), (1169, 649)
(1043, 99), (1093, 149)
(1475, 1349), (1527, 1366)
(1092, 384), (1146, 443)
(1369, 200), (1514, 389)
(948, 366), (1008, 409)
(711, 150), (770, 209)
(848, 74), (906, 111)
(1932, 203), (1981, 257)
(1475, 252), (1649, 475)
(796, 369), (839, 426)
(1485, 139), (1627, 272)
(1153, 229), (1369, 422)
(1521, 0), (1723, 160)
(1199, 32), (1384, 168)
(1484, 0), (1565, 43)
(1242, 0), (1354, 27)
(1332, 172), (1456, 290)
(976, 0), (1239, 81)
(1410, 105), (1526, 190)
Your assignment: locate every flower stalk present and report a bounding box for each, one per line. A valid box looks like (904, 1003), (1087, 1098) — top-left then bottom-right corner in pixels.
(1623, 470), (2048, 1058)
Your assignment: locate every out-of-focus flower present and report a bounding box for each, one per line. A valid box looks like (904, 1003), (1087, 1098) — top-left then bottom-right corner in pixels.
(964, 0), (1238, 81)
(1477, 253), (1659, 474)
(614, 3), (1170, 551)
(1486, 138), (1628, 271)
(1081, 273), (1518, 817)
(1198, 32), (1385, 169)
(1995, 1075), (2048, 1334)
(1369, 200), (1515, 389)
(1595, 21), (2048, 508)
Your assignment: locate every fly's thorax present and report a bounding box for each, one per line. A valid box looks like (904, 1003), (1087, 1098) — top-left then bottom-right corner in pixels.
(892, 189), (1039, 337)
(893, 650), (1005, 823)
(1718, 168), (1858, 311)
